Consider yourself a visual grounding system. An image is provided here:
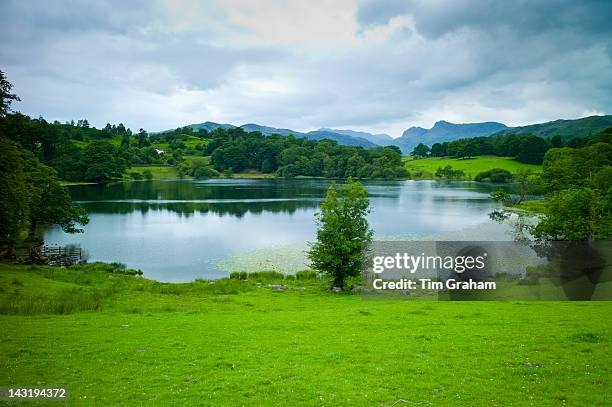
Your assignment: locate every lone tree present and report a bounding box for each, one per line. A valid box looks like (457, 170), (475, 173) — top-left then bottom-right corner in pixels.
(308, 179), (373, 289)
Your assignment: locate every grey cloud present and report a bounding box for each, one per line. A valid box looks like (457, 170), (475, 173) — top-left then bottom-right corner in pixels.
(357, 0), (612, 39)
(0, 0), (610, 134)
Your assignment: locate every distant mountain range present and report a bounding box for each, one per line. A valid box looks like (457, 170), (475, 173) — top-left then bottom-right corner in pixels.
(318, 128), (395, 146)
(181, 122), (379, 148)
(166, 115), (612, 154)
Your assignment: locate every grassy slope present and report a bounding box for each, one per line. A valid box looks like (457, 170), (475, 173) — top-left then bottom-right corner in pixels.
(127, 165), (179, 180)
(404, 156), (542, 179)
(1, 264), (610, 406)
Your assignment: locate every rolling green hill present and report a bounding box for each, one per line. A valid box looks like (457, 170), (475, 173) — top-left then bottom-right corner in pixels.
(403, 155), (542, 179)
(493, 115), (612, 140)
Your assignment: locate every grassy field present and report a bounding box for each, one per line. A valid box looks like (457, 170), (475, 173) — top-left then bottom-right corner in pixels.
(404, 156), (542, 180)
(1, 263), (610, 406)
(127, 165), (179, 180)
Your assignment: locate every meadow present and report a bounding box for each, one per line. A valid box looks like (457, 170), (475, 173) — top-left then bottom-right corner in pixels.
(403, 156), (542, 180)
(1, 263), (610, 406)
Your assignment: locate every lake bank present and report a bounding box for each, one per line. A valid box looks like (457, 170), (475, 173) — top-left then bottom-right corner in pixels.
(0, 262), (609, 405)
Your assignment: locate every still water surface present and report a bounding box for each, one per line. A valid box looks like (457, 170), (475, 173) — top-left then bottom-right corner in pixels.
(44, 179), (509, 282)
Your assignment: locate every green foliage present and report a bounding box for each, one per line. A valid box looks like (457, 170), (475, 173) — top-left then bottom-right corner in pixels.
(435, 165), (465, 179)
(142, 169), (153, 180)
(531, 129), (612, 241)
(489, 190), (512, 204)
(516, 135), (550, 164)
(0, 69), (20, 117)
(410, 142), (430, 158)
(541, 143), (612, 191)
(25, 158), (89, 235)
(246, 271), (285, 281)
(295, 269), (319, 280)
(81, 140), (129, 181)
(430, 142), (446, 157)
(207, 128), (406, 179)
(0, 137), (87, 252)
(307, 180), (372, 288)
(129, 171), (143, 180)
(190, 159), (219, 179)
(417, 132), (556, 164)
(475, 168), (513, 183)
(532, 188), (612, 240)
(0, 137), (29, 249)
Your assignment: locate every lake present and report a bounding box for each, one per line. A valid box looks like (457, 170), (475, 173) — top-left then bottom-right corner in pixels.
(44, 179), (510, 282)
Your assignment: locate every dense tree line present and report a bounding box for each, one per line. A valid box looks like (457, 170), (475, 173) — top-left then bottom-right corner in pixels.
(0, 71), (88, 255)
(412, 132), (570, 164)
(0, 112), (195, 181)
(205, 127), (408, 178)
(532, 127), (612, 240)
(489, 127), (612, 241)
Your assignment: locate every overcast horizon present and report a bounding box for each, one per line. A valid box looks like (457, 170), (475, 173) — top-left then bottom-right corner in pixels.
(1, 0), (611, 137)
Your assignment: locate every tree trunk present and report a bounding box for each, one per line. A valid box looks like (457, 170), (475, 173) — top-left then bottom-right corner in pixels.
(3, 245), (16, 260)
(28, 219), (38, 241)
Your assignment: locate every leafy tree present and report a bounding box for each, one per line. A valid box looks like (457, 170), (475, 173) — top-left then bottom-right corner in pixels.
(430, 142), (446, 157)
(475, 168), (513, 183)
(177, 162), (190, 178)
(550, 134), (563, 148)
(81, 140), (129, 181)
(0, 70), (20, 117)
(25, 159), (89, 239)
(411, 143), (430, 158)
(0, 136), (88, 257)
(489, 190), (513, 205)
(137, 128), (150, 147)
(0, 137), (29, 257)
(516, 135), (550, 164)
(512, 170), (540, 204)
(307, 180), (373, 289)
(532, 188), (611, 240)
(120, 134), (130, 149)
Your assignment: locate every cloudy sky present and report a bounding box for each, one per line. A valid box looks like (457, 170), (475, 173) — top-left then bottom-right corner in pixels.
(1, 0), (611, 136)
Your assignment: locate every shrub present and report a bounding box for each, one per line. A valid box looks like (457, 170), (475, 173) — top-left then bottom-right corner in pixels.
(143, 169), (153, 180)
(129, 171), (143, 180)
(193, 165), (219, 179)
(475, 168), (513, 183)
(296, 270), (318, 280)
(247, 271), (284, 281)
(435, 165), (465, 179)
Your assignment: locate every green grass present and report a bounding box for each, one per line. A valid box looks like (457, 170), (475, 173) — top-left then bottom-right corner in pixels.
(404, 155), (542, 180)
(510, 199), (549, 214)
(127, 165), (179, 180)
(0, 263), (610, 405)
(184, 155), (210, 166)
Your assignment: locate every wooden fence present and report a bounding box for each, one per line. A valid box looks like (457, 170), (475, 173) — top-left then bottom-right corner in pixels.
(40, 245), (83, 266)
